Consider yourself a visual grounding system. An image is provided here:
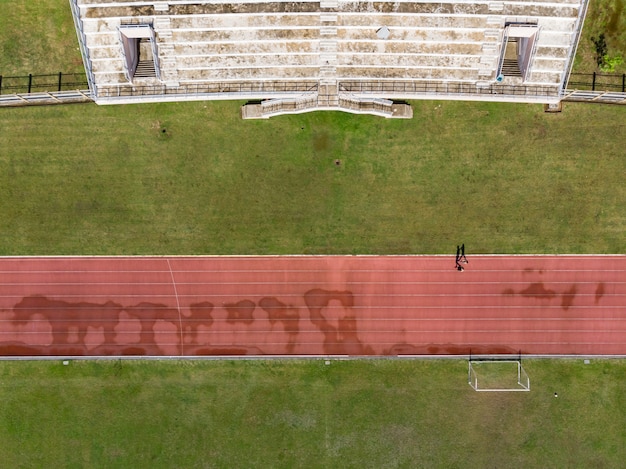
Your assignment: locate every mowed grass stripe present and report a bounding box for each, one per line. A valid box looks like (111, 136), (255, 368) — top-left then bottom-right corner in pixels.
(1, 100), (624, 255)
(1, 359), (625, 467)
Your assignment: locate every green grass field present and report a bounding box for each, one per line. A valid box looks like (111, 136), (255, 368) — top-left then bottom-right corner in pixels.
(0, 0), (84, 76)
(1, 359), (626, 468)
(1, 100), (624, 255)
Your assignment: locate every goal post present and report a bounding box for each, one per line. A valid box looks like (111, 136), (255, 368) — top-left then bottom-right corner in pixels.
(468, 360), (530, 392)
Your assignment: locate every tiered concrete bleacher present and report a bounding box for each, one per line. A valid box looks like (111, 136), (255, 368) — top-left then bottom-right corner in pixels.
(70, 0), (589, 117)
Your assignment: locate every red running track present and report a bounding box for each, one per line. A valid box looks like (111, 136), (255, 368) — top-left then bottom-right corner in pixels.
(0, 255), (624, 357)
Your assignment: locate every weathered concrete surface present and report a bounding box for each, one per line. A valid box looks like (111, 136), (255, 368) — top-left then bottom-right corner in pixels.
(70, 0), (589, 113)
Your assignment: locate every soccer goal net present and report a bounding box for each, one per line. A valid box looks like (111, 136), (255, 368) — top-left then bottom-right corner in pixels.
(468, 360), (530, 392)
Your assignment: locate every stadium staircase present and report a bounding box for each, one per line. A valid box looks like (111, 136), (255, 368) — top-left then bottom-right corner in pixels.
(500, 59), (522, 78)
(134, 61), (157, 79)
(240, 92), (413, 118)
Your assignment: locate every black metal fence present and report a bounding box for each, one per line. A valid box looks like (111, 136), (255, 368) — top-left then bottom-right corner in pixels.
(1, 71), (624, 97)
(340, 80), (561, 98)
(0, 73), (88, 95)
(96, 81), (319, 99)
(567, 72), (626, 92)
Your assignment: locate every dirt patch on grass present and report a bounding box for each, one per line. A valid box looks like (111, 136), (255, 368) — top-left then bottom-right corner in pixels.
(312, 132), (330, 152)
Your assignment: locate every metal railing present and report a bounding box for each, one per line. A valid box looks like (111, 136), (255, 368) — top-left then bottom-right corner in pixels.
(1, 70), (625, 107)
(562, 0), (591, 96)
(259, 96), (319, 115)
(97, 81), (319, 99)
(0, 90), (92, 107)
(567, 72), (626, 92)
(339, 80), (560, 99)
(255, 95), (396, 117)
(69, 0), (95, 91)
(0, 73), (88, 95)
(339, 96), (394, 114)
(562, 90), (626, 104)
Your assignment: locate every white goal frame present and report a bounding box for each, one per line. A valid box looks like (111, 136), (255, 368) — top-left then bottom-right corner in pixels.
(468, 360), (530, 392)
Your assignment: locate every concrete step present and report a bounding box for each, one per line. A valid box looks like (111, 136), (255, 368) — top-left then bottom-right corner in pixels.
(320, 40), (338, 51)
(135, 60), (157, 78)
(320, 14), (338, 22)
(153, 18), (171, 29)
(501, 59), (522, 77)
(485, 29), (502, 38)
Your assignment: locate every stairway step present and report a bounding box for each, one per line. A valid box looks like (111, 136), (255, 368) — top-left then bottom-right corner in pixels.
(501, 58), (522, 76)
(135, 60), (157, 77)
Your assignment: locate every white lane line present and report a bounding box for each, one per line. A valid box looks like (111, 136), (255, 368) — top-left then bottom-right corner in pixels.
(167, 259), (185, 356)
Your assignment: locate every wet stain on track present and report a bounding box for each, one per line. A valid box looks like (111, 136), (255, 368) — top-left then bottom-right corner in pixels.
(1, 256), (623, 356)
